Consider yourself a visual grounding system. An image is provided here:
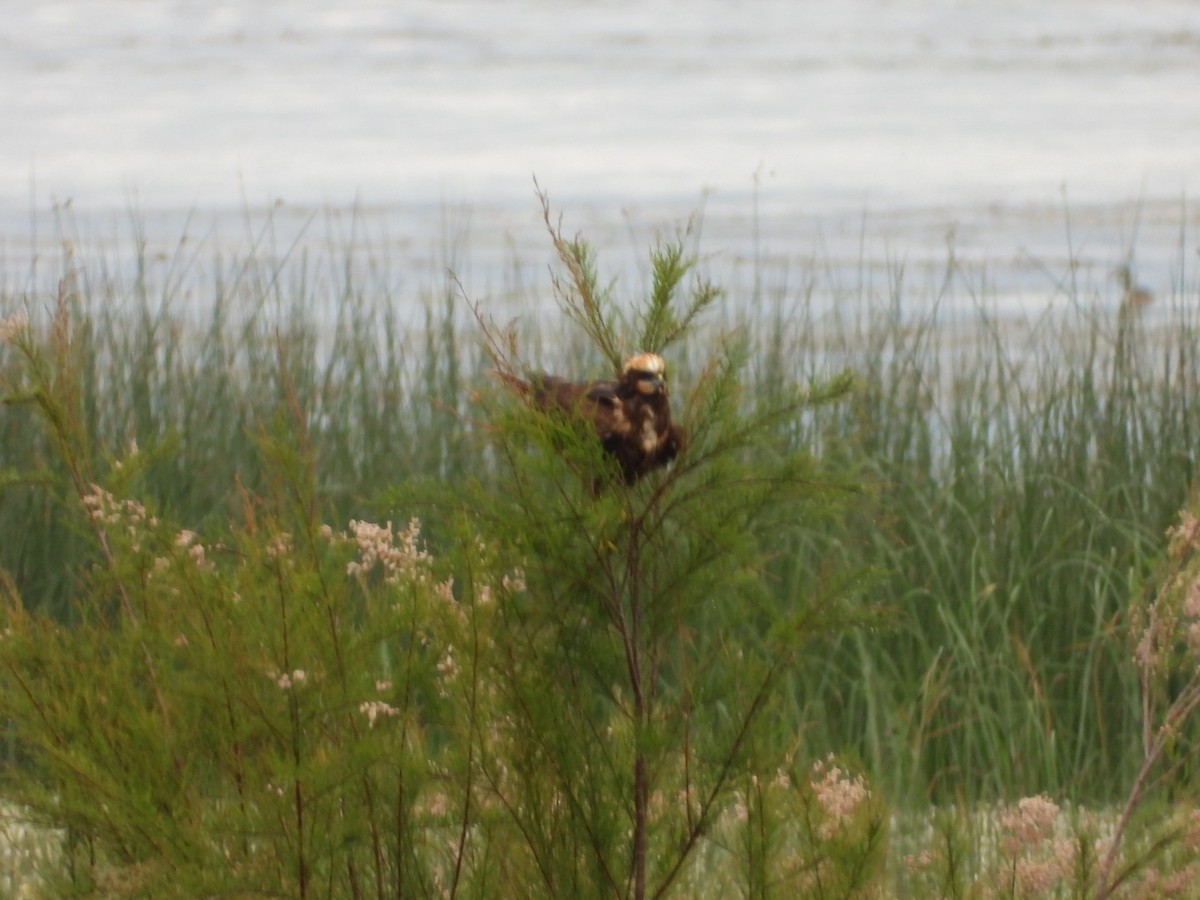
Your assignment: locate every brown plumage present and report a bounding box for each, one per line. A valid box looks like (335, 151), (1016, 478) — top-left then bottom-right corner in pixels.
(499, 352), (685, 484)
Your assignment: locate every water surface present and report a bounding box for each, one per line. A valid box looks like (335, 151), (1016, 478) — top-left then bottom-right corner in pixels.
(4, 1), (1197, 312)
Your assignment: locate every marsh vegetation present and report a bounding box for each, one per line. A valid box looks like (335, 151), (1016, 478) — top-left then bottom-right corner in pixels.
(1, 202), (1198, 896)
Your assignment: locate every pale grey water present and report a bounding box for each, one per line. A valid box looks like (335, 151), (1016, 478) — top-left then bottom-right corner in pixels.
(3, 0), (1198, 314)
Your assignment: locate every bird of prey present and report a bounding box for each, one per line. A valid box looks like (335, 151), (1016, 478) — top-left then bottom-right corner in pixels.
(499, 352), (685, 485)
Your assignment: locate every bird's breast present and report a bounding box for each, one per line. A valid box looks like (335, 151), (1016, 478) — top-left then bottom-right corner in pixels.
(639, 417), (660, 453)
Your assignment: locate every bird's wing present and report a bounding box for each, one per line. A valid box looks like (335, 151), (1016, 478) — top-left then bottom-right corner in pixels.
(532, 375), (593, 410)
(500, 372), (635, 446)
(583, 380), (633, 442)
(584, 380), (619, 406)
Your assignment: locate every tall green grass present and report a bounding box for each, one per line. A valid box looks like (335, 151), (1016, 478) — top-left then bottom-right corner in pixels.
(2, 208), (1197, 815)
(742, 267), (1200, 806)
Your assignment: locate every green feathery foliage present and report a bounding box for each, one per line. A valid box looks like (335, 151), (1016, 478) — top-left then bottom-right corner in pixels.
(456, 209), (872, 899)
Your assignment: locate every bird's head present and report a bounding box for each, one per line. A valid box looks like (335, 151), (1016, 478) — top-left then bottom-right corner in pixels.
(622, 352), (668, 395)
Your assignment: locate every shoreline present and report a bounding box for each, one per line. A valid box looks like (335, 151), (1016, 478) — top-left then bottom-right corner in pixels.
(2, 191), (1194, 323)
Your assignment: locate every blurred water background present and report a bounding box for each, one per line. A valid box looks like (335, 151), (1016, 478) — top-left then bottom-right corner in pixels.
(3, 0), (1197, 315)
